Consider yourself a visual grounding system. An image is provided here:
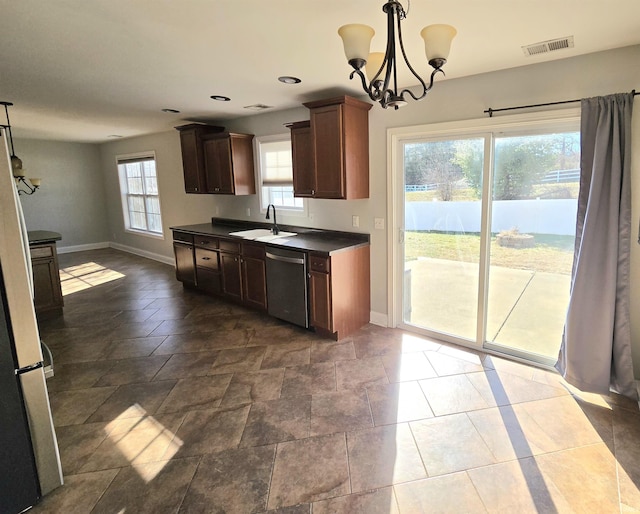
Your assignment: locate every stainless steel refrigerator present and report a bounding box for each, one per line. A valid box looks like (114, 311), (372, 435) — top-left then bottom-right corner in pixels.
(0, 130), (63, 512)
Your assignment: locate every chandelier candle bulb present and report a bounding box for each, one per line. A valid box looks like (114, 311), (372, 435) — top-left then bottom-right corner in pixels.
(421, 24), (457, 64)
(365, 52), (387, 84)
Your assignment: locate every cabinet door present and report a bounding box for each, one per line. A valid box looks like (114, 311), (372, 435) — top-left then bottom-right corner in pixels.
(242, 256), (267, 310)
(204, 137), (235, 194)
(310, 104), (345, 199)
(289, 121), (315, 197)
(196, 267), (221, 295)
(32, 258), (63, 313)
(179, 129), (206, 193)
(309, 270), (332, 331)
(220, 252), (243, 300)
(173, 242), (196, 285)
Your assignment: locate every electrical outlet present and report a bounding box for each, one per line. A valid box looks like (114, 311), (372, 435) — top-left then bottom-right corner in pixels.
(215, 206), (220, 216)
(352, 215), (360, 228)
(374, 218), (385, 230)
(246, 208), (251, 217)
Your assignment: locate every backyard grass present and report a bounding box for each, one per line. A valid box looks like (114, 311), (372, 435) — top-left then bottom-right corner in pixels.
(405, 231), (575, 274)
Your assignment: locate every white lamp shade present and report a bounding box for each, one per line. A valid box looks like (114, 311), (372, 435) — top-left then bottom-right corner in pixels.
(29, 178), (41, 187)
(420, 24), (457, 61)
(365, 52), (386, 83)
(338, 24), (375, 62)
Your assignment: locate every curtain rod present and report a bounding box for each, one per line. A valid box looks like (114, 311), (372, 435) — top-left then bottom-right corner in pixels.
(484, 89), (638, 117)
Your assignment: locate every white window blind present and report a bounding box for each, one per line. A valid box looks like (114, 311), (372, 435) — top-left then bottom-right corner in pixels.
(261, 141), (293, 186)
(258, 138), (303, 212)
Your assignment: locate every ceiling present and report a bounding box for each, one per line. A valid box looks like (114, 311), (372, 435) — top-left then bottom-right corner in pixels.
(2, 0), (639, 143)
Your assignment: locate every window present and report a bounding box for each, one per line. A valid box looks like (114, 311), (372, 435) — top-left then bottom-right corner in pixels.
(257, 137), (304, 213)
(116, 154), (163, 236)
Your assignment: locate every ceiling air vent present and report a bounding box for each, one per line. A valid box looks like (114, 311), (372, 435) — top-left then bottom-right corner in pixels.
(243, 104), (273, 111)
(522, 36), (574, 57)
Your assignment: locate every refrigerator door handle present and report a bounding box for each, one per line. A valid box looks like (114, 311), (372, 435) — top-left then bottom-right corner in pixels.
(16, 361), (44, 375)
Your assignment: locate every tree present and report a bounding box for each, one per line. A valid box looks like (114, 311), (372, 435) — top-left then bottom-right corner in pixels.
(455, 135), (560, 200)
(404, 140), (463, 201)
(452, 139), (484, 198)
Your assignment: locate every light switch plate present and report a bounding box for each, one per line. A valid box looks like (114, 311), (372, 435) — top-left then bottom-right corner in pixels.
(352, 215), (360, 228)
(374, 218), (385, 230)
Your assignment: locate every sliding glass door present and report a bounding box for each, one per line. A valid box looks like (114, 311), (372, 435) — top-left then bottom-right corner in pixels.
(403, 138), (485, 342)
(398, 117), (579, 365)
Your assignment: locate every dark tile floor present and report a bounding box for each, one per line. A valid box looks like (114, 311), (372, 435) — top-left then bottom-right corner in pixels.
(32, 248), (640, 513)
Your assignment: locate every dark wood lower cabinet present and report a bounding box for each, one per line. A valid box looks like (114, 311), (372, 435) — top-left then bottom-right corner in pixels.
(31, 243), (63, 315)
(172, 229), (369, 338)
(309, 270), (331, 331)
(308, 246), (370, 340)
(220, 251), (242, 301)
(173, 241), (196, 285)
(242, 256), (267, 310)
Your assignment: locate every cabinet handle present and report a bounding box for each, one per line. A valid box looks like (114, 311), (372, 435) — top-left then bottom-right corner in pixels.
(201, 257), (211, 261)
(311, 189), (315, 196)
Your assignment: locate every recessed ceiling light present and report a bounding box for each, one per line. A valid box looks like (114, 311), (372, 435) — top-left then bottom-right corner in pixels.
(278, 76), (301, 84)
(211, 95), (231, 102)
(161, 108), (180, 113)
(243, 104), (273, 111)
(107, 134), (123, 138)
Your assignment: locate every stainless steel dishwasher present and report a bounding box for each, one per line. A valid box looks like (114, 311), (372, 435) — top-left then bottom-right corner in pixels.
(265, 247), (309, 328)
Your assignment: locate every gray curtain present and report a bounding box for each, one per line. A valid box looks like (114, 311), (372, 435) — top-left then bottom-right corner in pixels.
(556, 92), (636, 400)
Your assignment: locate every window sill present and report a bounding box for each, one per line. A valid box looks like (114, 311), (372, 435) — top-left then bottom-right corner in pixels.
(124, 228), (165, 240)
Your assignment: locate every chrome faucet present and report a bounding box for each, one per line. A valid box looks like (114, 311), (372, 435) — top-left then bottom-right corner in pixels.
(265, 204), (279, 235)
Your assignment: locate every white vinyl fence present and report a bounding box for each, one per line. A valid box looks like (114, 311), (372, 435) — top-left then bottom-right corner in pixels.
(405, 199), (578, 235)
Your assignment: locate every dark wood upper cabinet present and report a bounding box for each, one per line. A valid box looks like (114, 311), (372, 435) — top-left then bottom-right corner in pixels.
(298, 95), (372, 200)
(175, 124), (224, 194)
(286, 121), (315, 197)
(202, 132), (256, 195)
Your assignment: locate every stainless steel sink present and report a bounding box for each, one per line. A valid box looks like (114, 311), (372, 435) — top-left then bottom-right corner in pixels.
(228, 229), (297, 241)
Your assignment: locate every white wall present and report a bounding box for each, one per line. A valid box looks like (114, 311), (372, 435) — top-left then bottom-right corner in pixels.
(14, 138), (109, 248)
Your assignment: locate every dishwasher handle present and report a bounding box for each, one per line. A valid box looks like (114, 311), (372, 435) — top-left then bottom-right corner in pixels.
(265, 251), (305, 265)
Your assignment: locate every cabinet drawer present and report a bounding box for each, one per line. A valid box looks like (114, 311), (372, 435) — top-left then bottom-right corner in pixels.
(309, 254), (330, 273)
(195, 248), (220, 271)
(30, 245), (53, 259)
(173, 231), (193, 244)
(194, 235), (219, 249)
(219, 239), (240, 254)
(242, 242), (265, 260)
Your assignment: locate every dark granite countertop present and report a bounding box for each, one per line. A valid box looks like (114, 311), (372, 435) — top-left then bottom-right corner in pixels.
(170, 218), (369, 255)
(28, 230), (62, 245)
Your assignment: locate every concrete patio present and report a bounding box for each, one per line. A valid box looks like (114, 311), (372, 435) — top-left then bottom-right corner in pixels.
(404, 258), (571, 360)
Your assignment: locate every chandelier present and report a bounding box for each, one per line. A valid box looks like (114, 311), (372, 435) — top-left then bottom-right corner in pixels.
(338, 1), (456, 109)
(1, 101), (40, 195)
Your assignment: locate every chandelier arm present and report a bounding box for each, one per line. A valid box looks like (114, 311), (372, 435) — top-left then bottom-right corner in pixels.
(16, 177), (38, 195)
(399, 68), (445, 101)
(395, 9), (430, 102)
(349, 69), (385, 103)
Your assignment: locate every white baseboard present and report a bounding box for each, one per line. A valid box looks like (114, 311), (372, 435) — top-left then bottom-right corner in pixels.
(57, 242), (110, 254)
(109, 242), (175, 266)
(369, 311), (388, 327)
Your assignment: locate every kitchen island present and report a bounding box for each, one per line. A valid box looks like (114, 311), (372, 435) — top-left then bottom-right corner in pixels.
(170, 218), (370, 340)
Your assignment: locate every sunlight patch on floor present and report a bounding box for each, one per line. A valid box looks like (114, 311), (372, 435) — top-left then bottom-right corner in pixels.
(59, 261), (125, 296)
(104, 404), (183, 483)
